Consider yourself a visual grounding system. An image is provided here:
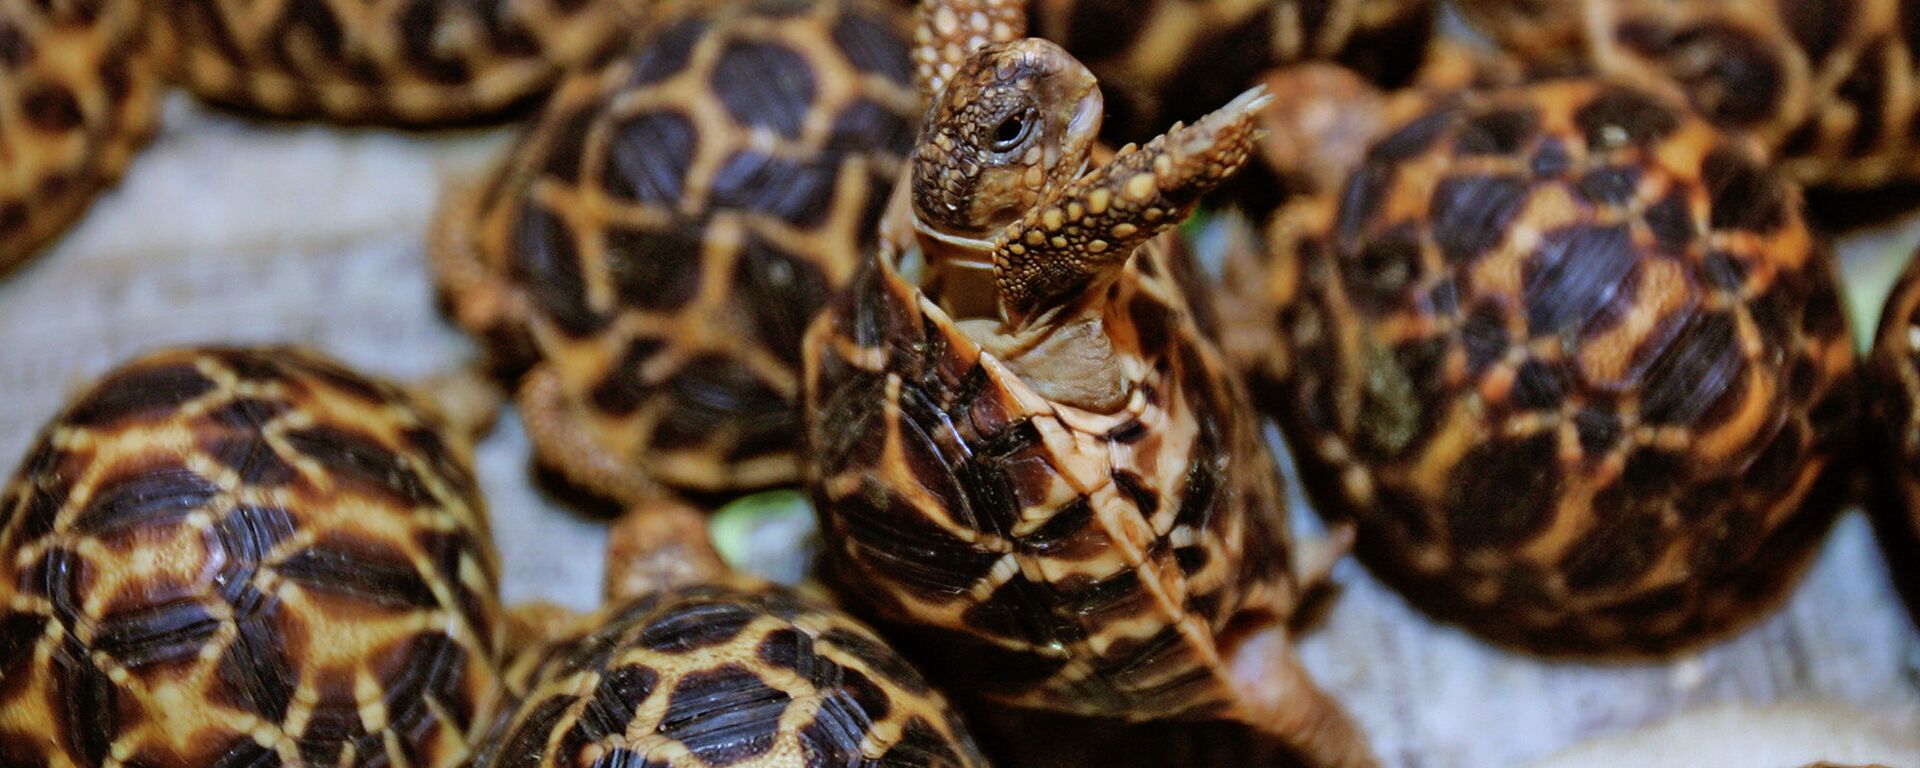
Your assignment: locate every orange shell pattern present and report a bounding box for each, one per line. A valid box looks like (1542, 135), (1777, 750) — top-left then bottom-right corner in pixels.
(0, 0), (158, 273)
(435, 0), (919, 499)
(476, 582), (988, 767)
(804, 242), (1299, 719)
(149, 0), (645, 124)
(1237, 80), (1857, 655)
(0, 347), (504, 767)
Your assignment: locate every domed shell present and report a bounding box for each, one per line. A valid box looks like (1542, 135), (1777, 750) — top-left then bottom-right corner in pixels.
(148, 0), (644, 124)
(1238, 80), (1857, 655)
(1461, 0), (1920, 188)
(434, 0), (919, 501)
(0, 347), (504, 766)
(804, 240), (1301, 720)
(0, 0), (158, 273)
(1030, 0), (1437, 143)
(474, 582), (988, 767)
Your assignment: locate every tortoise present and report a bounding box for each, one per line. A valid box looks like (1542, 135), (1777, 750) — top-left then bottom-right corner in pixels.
(1455, 0), (1920, 189)
(1219, 66), (1858, 655)
(146, 0), (648, 124)
(0, 0), (159, 275)
(432, 0), (920, 504)
(470, 500), (989, 767)
(802, 9), (1375, 766)
(0, 346), (506, 766)
(1026, 0), (1438, 145)
(1866, 249), (1920, 620)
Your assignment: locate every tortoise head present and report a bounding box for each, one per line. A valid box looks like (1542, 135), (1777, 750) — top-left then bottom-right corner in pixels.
(910, 38), (1103, 257)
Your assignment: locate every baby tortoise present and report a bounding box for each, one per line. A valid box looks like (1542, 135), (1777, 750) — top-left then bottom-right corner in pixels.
(1224, 69), (1857, 655)
(0, 0), (158, 274)
(147, 0), (645, 124)
(0, 346), (505, 766)
(1028, 0), (1437, 144)
(471, 502), (989, 767)
(805, 23), (1376, 768)
(432, 0), (918, 502)
(1457, 0), (1920, 189)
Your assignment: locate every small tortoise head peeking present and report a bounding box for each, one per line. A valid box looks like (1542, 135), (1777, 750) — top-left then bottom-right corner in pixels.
(911, 38), (1103, 245)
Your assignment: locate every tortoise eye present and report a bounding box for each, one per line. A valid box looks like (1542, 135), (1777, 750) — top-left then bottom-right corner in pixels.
(991, 110), (1032, 152)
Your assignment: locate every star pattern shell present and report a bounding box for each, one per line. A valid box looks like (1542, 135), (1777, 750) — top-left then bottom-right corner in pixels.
(1233, 80), (1858, 655)
(149, 0), (646, 124)
(0, 0), (158, 273)
(475, 581), (987, 768)
(433, 0), (920, 500)
(0, 347), (505, 767)
(804, 240), (1299, 719)
(1460, 0), (1920, 188)
(1029, 0), (1436, 143)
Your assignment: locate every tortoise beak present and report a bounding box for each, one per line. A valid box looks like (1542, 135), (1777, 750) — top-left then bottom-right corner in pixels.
(1049, 65), (1103, 182)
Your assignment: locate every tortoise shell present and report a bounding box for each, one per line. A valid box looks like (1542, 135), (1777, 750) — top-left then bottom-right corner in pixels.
(1867, 250), (1920, 618)
(433, 0), (918, 502)
(0, 346), (504, 766)
(1459, 0), (1920, 188)
(805, 216), (1301, 719)
(147, 0), (645, 124)
(1029, 0), (1436, 143)
(473, 581), (988, 767)
(1231, 79), (1857, 655)
(0, 0), (158, 274)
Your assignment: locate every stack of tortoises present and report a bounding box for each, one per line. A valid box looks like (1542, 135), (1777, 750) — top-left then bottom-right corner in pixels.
(472, 503), (989, 767)
(433, 0), (919, 503)
(0, 346), (504, 766)
(0, 0), (158, 275)
(1220, 66), (1858, 654)
(1456, 0), (1920, 189)
(1028, 0), (1438, 144)
(803, 2), (1374, 764)
(146, 0), (649, 124)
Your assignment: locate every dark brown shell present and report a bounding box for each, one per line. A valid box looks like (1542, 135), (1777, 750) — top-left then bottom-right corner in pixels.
(1867, 249), (1920, 619)
(433, 0), (918, 501)
(804, 241), (1299, 720)
(148, 0), (643, 124)
(1233, 79), (1857, 655)
(0, 346), (504, 766)
(475, 581), (987, 767)
(1030, 0), (1436, 143)
(0, 0), (158, 273)
(1461, 0), (1920, 188)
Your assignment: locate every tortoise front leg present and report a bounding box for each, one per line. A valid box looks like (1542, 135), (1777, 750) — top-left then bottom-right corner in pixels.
(993, 85), (1272, 322)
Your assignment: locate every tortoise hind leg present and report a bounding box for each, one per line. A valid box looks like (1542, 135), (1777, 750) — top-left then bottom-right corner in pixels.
(605, 495), (732, 602)
(1223, 625), (1379, 768)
